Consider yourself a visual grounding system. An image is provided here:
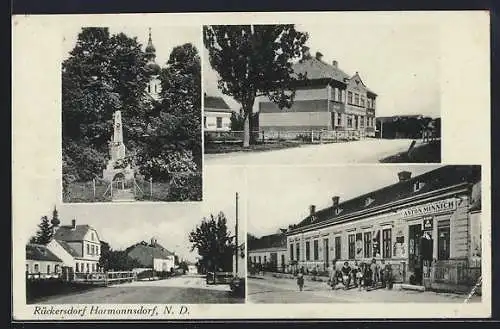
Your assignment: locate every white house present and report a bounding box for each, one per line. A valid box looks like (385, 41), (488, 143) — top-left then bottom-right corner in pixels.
(204, 94), (233, 132)
(126, 238), (176, 273)
(26, 244), (64, 279)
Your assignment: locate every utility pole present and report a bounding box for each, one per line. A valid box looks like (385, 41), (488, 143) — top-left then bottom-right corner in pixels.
(235, 192), (239, 275)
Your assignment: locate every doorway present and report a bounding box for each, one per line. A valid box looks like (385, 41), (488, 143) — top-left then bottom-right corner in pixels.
(408, 224), (423, 285)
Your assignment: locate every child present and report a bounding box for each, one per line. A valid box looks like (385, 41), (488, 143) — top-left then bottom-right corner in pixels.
(341, 262), (352, 290)
(356, 262), (365, 291)
(297, 267), (305, 291)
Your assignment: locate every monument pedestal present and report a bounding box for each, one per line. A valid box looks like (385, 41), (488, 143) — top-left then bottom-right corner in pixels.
(102, 162), (135, 182)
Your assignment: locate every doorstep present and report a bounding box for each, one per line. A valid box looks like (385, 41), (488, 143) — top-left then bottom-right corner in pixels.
(400, 283), (426, 292)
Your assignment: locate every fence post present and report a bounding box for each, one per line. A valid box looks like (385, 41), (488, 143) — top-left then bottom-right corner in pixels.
(149, 177), (153, 199)
(93, 178), (96, 199)
(311, 130), (314, 143)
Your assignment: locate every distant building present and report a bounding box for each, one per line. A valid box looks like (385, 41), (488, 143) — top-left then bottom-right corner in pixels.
(248, 232), (287, 273)
(126, 237), (176, 273)
(376, 115), (440, 140)
(204, 94), (233, 132)
(49, 219), (101, 274)
(258, 48), (377, 138)
(25, 244), (63, 279)
(187, 263), (198, 275)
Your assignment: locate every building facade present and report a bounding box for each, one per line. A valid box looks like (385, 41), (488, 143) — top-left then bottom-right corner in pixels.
(126, 238), (176, 273)
(248, 233), (287, 273)
(285, 166), (481, 291)
(25, 244), (64, 279)
(51, 219), (102, 274)
(204, 94), (233, 132)
(258, 49), (377, 138)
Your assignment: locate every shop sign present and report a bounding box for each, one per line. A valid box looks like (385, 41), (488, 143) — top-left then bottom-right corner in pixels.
(423, 216), (433, 231)
(400, 198), (456, 218)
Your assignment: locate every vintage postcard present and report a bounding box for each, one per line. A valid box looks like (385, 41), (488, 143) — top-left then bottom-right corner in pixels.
(12, 10), (490, 320)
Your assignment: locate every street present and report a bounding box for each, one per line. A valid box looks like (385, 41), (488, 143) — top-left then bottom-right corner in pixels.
(205, 139), (418, 165)
(247, 276), (481, 303)
(35, 275), (243, 304)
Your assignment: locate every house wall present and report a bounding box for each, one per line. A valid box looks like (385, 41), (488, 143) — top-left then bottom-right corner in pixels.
(26, 259), (63, 276)
(204, 110), (232, 132)
(47, 240), (76, 269)
(248, 248), (287, 272)
(153, 256), (175, 272)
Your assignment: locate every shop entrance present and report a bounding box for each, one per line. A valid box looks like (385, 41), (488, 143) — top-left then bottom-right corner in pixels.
(408, 224), (423, 285)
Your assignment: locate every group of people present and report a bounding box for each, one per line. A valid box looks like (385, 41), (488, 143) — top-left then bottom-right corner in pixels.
(296, 259), (394, 292)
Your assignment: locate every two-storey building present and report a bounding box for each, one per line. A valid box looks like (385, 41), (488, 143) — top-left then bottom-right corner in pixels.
(285, 165), (481, 292)
(258, 49), (377, 138)
(49, 219), (101, 274)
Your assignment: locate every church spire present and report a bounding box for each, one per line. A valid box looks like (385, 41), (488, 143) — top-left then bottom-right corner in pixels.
(145, 27), (156, 61)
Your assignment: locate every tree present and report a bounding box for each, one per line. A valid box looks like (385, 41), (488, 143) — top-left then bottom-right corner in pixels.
(230, 111), (245, 131)
(188, 212), (235, 273)
(203, 25), (309, 147)
(99, 241), (142, 271)
(30, 216), (53, 245)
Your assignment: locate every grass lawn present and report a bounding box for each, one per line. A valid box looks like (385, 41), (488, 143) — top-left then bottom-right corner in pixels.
(204, 139), (346, 154)
(379, 140), (441, 163)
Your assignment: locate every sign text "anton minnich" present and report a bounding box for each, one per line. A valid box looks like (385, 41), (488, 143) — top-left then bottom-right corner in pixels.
(400, 199), (457, 218)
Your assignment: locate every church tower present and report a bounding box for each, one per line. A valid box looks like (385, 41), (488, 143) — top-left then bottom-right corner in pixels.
(144, 28), (162, 101)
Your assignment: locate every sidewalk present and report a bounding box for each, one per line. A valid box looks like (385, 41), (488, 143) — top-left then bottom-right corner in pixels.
(248, 274), (481, 303)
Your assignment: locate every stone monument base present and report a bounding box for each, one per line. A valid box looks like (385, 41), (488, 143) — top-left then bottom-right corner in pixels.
(102, 163), (135, 182)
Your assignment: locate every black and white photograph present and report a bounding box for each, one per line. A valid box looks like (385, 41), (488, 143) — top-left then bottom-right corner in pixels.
(24, 167), (246, 304)
(62, 27), (202, 203)
(246, 165), (482, 304)
(203, 23), (441, 165)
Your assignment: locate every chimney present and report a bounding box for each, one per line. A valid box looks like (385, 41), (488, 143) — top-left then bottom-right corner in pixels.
(398, 171), (412, 182)
(332, 196), (340, 207)
(71, 219), (76, 229)
(332, 60), (338, 68)
(315, 51), (323, 61)
(151, 237), (157, 246)
(302, 46), (311, 59)
(309, 205), (316, 216)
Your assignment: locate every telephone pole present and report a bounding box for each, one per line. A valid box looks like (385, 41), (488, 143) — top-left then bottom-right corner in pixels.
(235, 192), (239, 275)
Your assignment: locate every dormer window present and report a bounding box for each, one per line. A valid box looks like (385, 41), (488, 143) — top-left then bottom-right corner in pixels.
(413, 181), (426, 192)
(335, 208), (343, 215)
(365, 197), (375, 207)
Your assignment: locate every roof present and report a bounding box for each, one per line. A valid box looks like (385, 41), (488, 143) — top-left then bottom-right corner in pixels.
(54, 225), (93, 242)
(126, 241), (175, 267)
(248, 233), (286, 251)
(55, 239), (80, 257)
(26, 244), (63, 262)
(204, 95), (231, 111)
(293, 165), (481, 231)
(292, 57), (350, 83)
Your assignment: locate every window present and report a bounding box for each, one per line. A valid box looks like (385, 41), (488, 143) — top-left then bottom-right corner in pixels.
(91, 233), (95, 241)
(323, 238), (329, 266)
(347, 116), (353, 128)
(347, 91), (353, 104)
(96, 246), (99, 256)
(360, 116), (364, 128)
(337, 113), (342, 125)
(264, 256), (267, 263)
(47, 265), (51, 273)
(147, 85), (151, 93)
(354, 93), (359, 105)
(258, 256), (261, 263)
(55, 265), (60, 273)
(290, 244), (294, 261)
(354, 116), (358, 128)
(364, 232), (372, 258)
(86, 263), (90, 272)
(335, 236), (341, 260)
(91, 245), (94, 255)
(75, 263), (79, 272)
(296, 243), (300, 261)
(87, 244), (90, 255)
(438, 221), (451, 260)
(365, 197), (375, 207)
(216, 117), (222, 128)
(281, 254), (285, 267)
(313, 240), (319, 260)
(305, 241), (311, 261)
(92, 263), (96, 272)
(34, 264), (39, 272)
(355, 233), (363, 258)
(361, 97), (365, 107)
(26, 264), (29, 272)
(348, 234), (355, 259)
(204, 116), (207, 128)
(413, 181), (426, 192)
(382, 228), (392, 259)
(331, 87), (337, 101)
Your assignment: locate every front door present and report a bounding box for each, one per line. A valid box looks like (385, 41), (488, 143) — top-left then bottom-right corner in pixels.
(270, 253), (278, 271)
(408, 224), (423, 285)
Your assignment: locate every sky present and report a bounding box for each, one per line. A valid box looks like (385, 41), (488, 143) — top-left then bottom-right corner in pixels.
(203, 21), (441, 118)
(247, 164), (442, 237)
(62, 26), (201, 67)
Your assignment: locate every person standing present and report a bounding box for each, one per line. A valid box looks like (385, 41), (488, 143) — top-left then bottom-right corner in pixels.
(370, 258), (378, 288)
(297, 266), (305, 291)
(328, 260), (338, 290)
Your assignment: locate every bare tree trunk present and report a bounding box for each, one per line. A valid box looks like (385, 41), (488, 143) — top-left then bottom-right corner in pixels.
(243, 111), (250, 148)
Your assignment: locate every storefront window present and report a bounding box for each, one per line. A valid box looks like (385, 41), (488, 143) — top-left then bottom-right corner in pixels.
(364, 232), (372, 258)
(335, 236), (341, 260)
(290, 244), (294, 261)
(382, 228), (392, 259)
(313, 240), (319, 260)
(348, 234), (355, 259)
(305, 241), (311, 261)
(437, 221), (451, 260)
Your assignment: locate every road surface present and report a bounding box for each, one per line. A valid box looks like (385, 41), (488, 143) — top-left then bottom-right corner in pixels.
(205, 139), (418, 165)
(34, 275), (243, 304)
(247, 276), (481, 304)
